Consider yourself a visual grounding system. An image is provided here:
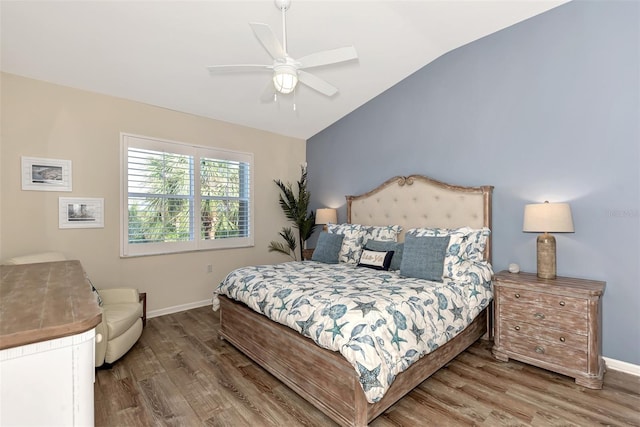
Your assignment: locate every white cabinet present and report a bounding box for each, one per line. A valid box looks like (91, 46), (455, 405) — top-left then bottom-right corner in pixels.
(0, 328), (96, 426)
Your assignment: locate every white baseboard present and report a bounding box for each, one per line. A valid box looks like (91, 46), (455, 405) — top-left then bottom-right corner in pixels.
(604, 357), (640, 377)
(147, 299), (212, 319)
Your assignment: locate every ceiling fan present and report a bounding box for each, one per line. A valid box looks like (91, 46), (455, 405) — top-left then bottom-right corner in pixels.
(206, 0), (358, 101)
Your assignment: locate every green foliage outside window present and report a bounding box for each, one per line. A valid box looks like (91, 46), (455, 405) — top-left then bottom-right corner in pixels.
(127, 149), (248, 244)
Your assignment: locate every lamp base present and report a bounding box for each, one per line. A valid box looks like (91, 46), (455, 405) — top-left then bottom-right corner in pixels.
(537, 233), (556, 279)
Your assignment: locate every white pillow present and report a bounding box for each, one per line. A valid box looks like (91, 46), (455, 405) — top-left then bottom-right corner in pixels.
(327, 223), (367, 264)
(363, 225), (402, 244)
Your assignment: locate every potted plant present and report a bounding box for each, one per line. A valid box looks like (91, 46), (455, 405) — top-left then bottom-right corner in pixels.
(268, 164), (317, 261)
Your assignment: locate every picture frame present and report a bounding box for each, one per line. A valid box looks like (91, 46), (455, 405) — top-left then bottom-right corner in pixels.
(59, 197), (104, 229)
(22, 156), (72, 192)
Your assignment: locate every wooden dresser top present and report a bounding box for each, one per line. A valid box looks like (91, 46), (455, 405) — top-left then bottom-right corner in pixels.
(0, 260), (102, 350)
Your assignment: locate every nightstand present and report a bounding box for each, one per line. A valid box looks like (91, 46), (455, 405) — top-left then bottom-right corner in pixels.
(302, 248), (314, 261)
(492, 270), (605, 389)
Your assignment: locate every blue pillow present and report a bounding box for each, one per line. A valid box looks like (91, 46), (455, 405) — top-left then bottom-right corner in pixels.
(399, 235), (451, 282)
(365, 240), (404, 271)
(312, 232), (345, 264)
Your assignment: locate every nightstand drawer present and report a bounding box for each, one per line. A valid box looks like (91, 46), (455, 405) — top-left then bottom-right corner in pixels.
(499, 288), (587, 334)
(500, 287), (587, 313)
(498, 320), (588, 350)
(500, 332), (587, 372)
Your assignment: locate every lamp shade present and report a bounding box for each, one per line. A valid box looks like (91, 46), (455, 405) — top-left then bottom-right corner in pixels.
(273, 65), (298, 94)
(523, 202), (574, 233)
(315, 208), (337, 225)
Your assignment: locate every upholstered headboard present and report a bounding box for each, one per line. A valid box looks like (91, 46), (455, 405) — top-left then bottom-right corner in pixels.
(346, 175), (493, 261)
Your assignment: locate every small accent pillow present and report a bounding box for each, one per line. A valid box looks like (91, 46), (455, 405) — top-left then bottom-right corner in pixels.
(357, 249), (394, 271)
(312, 232), (345, 264)
(400, 235), (451, 282)
(327, 223), (367, 264)
(364, 240), (404, 271)
(87, 277), (103, 307)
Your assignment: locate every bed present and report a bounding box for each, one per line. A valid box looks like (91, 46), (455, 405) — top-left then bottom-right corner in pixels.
(215, 174), (494, 426)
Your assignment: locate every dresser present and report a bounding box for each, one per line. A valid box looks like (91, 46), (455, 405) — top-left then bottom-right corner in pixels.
(492, 270), (605, 389)
(0, 260), (102, 425)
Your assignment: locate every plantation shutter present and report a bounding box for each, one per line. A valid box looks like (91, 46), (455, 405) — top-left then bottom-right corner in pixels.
(199, 152), (251, 241)
(121, 134), (254, 257)
(127, 147), (194, 244)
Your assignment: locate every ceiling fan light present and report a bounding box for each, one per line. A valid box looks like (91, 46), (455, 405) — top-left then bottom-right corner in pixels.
(273, 68), (298, 94)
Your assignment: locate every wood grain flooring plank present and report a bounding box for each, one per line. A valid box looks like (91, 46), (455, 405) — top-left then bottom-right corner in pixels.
(397, 385), (478, 426)
(95, 375), (141, 412)
(471, 364), (613, 426)
(121, 339), (166, 382)
(94, 306), (640, 427)
(270, 383), (337, 426)
(179, 379), (226, 421)
(138, 374), (201, 426)
(472, 354), (640, 426)
(204, 358), (283, 425)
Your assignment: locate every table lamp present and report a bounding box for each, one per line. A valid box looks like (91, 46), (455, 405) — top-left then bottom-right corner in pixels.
(315, 208), (337, 231)
(523, 201), (574, 279)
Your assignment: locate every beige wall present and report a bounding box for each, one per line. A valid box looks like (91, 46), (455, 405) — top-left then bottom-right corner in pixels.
(1, 72), (306, 313)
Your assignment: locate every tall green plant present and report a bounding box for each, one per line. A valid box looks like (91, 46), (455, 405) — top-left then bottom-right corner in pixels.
(268, 165), (317, 261)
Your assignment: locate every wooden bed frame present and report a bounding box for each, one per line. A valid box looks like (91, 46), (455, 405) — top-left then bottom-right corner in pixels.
(218, 175), (493, 426)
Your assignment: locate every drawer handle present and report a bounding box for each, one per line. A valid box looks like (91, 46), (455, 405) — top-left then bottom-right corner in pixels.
(559, 301), (566, 307)
(559, 336), (566, 343)
(534, 312), (546, 320)
(514, 325), (521, 331)
(535, 346), (545, 354)
(514, 293), (520, 298)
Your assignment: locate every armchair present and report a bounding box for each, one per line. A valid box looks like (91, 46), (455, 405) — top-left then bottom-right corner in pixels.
(3, 252), (144, 367)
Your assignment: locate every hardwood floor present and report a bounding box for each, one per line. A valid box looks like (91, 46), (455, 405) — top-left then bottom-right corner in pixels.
(95, 306), (640, 426)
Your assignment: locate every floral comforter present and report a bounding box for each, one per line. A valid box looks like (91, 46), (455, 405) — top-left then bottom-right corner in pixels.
(215, 261), (492, 403)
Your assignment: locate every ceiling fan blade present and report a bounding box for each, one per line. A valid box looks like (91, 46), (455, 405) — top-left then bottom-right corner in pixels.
(297, 70), (338, 97)
(297, 46), (358, 69)
(249, 22), (286, 60)
(207, 64), (273, 74)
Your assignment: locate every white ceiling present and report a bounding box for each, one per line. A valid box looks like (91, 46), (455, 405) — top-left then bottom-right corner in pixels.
(1, 0), (567, 140)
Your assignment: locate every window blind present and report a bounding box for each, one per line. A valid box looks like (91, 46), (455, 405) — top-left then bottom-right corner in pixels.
(121, 134), (253, 256)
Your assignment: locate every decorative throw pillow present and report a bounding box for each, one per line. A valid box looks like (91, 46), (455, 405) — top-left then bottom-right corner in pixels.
(400, 235), (451, 282)
(406, 227), (491, 278)
(311, 232), (345, 264)
(357, 249), (394, 271)
(364, 240), (404, 271)
(363, 225), (402, 244)
(327, 223), (367, 264)
(87, 277), (103, 307)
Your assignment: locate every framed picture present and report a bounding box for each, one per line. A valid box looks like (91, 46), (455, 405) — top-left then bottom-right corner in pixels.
(22, 156), (72, 192)
(59, 198), (104, 229)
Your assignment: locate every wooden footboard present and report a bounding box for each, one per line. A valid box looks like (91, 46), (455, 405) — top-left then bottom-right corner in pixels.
(218, 295), (488, 427)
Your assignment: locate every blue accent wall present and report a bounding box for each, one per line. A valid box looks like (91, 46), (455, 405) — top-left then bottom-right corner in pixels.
(307, 1), (639, 364)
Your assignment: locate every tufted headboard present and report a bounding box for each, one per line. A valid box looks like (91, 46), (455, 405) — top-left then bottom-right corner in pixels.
(346, 175), (493, 261)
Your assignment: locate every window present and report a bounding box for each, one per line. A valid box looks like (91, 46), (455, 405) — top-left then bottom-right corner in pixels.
(121, 134), (253, 257)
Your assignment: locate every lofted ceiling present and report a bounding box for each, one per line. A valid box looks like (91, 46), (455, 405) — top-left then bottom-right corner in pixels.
(1, 0), (567, 140)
